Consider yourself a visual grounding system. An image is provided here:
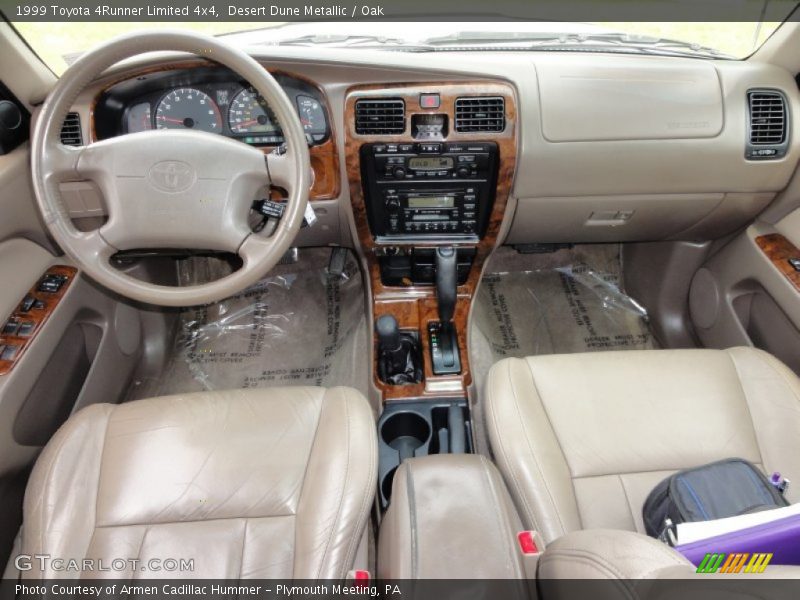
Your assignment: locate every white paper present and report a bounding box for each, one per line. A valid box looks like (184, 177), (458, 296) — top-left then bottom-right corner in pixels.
(677, 503), (800, 545)
(304, 202), (317, 226)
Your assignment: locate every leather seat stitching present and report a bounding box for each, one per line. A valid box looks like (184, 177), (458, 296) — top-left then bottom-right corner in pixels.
(293, 388), (325, 576)
(617, 474), (639, 532)
(315, 387), (351, 579)
(477, 455), (522, 577)
(95, 514), (292, 529)
(238, 518), (248, 578)
(487, 360), (540, 532)
(726, 350), (767, 467)
(540, 549), (631, 584)
(515, 359), (570, 533)
(35, 409), (103, 562)
(341, 390), (376, 576)
(406, 463), (419, 578)
(87, 406), (114, 562)
(748, 349), (800, 405)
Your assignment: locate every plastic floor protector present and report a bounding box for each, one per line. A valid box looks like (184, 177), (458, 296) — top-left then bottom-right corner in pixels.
(130, 248), (368, 399)
(471, 245), (660, 396)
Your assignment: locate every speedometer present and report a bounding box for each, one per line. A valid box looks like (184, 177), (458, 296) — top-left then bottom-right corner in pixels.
(228, 87), (281, 135)
(155, 88), (222, 133)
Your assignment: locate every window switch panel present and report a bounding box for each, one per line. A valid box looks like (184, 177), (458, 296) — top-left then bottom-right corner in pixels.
(2, 320), (19, 336)
(0, 345), (19, 361)
(17, 322), (35, 337)
(19, 295), (36, 313)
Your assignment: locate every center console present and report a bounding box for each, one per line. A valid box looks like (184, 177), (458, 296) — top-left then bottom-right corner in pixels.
(346, 80), (516, 521)
(345, 80), (517, 407)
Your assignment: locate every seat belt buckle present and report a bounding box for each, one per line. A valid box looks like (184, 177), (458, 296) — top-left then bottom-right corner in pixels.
(346, 570), (371, 587)
(517, 530), (544, 578)
(517, 530), (544, 554)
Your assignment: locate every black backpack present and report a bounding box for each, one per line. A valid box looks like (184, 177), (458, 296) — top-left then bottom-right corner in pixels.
(643, 458), (789, 543)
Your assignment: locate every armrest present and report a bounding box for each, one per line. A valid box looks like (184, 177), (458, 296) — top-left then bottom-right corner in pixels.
(377, 454), (527, 579)
(538, 529), (694, 579)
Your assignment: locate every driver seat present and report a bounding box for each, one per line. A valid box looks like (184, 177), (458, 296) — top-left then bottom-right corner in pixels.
(485, 347), (800, 543)
(19, 387), (377, 578)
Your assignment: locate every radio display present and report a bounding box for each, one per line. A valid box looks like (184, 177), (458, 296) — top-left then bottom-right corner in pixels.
(408, 157), (454, 171)
(407, 196), (455, 209)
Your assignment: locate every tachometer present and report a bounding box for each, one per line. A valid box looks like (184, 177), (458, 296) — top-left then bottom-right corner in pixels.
(228, 87), (281, 135)
(155, 88), (222, 133)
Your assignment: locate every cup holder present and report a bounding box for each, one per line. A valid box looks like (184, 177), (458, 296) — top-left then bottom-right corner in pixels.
(380, 411), (431, 461)
(381, 466), (398, 501)
(377, 402), (472, 507)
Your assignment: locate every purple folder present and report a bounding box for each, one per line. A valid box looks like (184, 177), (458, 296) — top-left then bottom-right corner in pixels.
(676, 512), (800, 566)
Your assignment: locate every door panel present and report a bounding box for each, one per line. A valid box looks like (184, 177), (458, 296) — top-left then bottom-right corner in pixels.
(688, 221), (800, 373)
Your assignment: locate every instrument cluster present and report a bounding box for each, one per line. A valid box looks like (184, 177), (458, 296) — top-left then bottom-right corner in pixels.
(94, 68), (329, 146)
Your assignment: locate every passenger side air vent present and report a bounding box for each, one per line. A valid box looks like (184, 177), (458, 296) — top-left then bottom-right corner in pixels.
(355, 98), (405, 135)
(746, 90), (788, 160)
(60, 112), (82, 146)
(454, 96), (505, 133)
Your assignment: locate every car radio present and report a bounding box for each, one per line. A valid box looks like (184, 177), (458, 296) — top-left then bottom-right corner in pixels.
(360, 142), (499, 239)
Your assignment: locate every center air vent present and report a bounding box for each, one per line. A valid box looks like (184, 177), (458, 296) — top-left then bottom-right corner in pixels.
(355, 98), (405, 135)
(454, 97), (505, 133)
(746, 90), (788, 160)
(60, 112), (83, 146)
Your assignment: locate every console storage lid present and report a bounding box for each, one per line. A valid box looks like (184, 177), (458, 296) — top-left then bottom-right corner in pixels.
(378, 454), (527, 579)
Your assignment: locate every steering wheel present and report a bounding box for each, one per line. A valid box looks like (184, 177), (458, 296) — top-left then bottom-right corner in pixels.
(31, 31), (311, 307)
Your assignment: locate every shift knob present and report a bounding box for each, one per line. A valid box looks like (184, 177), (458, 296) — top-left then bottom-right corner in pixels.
(376, 314), (402, 352)
(436, 246), (457, 323)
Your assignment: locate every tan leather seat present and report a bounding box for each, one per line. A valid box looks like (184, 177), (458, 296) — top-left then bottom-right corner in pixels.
(20, 387), (377, 579)
(486, 347), (800, 543)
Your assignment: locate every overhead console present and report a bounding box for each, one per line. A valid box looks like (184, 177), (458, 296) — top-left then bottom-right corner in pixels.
(344, 82), (517, 403)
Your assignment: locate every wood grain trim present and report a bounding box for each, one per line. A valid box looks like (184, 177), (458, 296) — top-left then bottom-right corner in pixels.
(88, 61), (340, 201)
(0, 266), (77, 377)
(756, 233), (800, 291)
(344, 81), (518, 402)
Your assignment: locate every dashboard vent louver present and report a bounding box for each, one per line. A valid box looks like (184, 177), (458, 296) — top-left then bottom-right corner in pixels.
(749, 91), (786, 145)
(60, 112), (83, 146)
(746, 90), (789, 160)
(454, 96), (505, 133)
(355, 98), (405, 135)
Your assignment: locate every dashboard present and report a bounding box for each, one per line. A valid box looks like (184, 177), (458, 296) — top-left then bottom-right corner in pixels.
(93, 67), (330, 145)
(67, 48), (800, 248)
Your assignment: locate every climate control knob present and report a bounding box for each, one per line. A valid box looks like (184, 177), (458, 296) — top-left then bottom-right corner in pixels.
(393, 167), (406, 179)
(385, 197), (401, 211)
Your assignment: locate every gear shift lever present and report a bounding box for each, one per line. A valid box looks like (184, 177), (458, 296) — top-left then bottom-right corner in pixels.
(376, 315), (423, 385)
(436, 247), (457, 323)
(430, 247), (461, 375)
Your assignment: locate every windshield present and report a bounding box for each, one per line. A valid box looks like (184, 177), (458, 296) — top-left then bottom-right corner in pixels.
(10, 21), (789, 74)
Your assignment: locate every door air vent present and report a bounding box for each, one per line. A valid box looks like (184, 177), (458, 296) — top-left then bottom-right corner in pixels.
(454, 96), (505, 133)
(746, 90), (788, 160)
(60, 112), (83, 146)
(355, 98), (405, 135)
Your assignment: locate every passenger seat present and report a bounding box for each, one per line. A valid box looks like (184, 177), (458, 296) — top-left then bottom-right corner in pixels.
(485, 347), (800, 542)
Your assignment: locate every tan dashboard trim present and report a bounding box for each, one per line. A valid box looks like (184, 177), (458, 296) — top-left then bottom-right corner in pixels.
(88, 60), (340, 202)
(344, 81), (518, 402)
